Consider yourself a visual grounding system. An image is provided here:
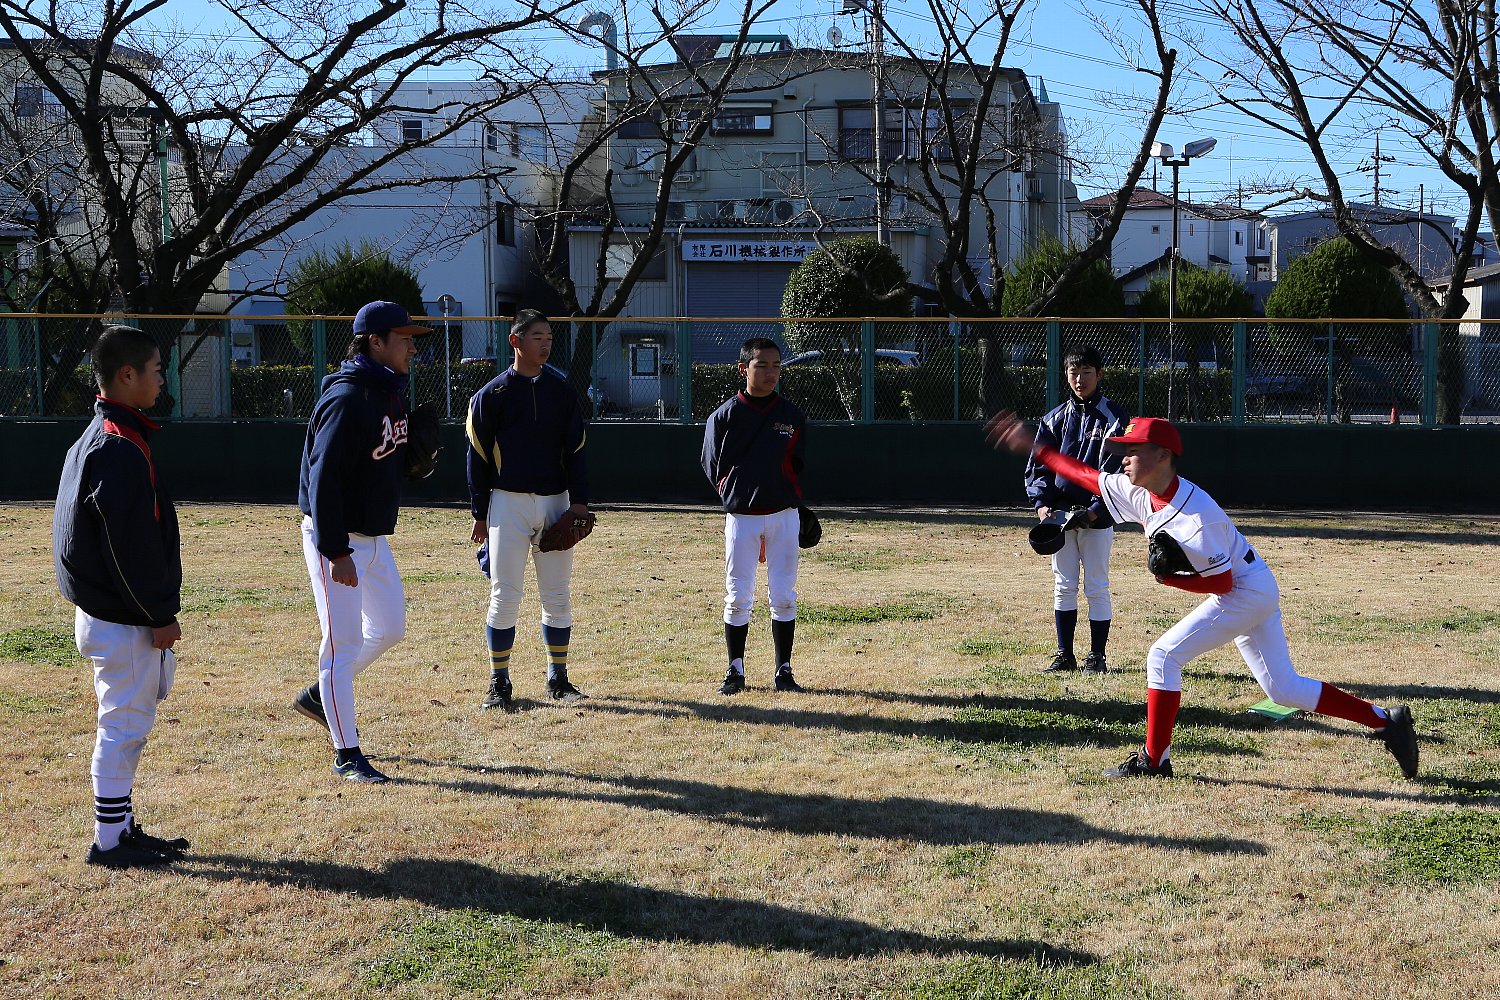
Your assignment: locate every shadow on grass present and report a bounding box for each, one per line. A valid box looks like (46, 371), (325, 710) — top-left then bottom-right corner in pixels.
(588, 693), (1271, 756)
(176, 853), (1096, 964)
(389, 761), (1267, 856)
(1228, 515), (1500, 548)
(1193, 773), (1500, 805)
(1342, 682), (1500, 705)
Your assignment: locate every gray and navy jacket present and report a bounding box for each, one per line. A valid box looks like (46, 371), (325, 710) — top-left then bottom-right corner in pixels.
(1024, 390), (1130, 527)
(465, 365), (590, 521)
(701, 391), (806, 515)
(298, 355), (410, 560)
(54, 397), (182, 628)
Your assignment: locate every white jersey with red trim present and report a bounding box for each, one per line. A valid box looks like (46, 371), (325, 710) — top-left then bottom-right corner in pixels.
(1096, 474), (1255, 577)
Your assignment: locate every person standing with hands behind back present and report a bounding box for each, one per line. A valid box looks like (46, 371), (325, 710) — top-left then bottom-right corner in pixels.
(55, 324), (190, 866)
(702, 337), (808, 696)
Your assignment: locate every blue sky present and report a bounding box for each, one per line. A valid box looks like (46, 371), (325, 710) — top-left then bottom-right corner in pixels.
(145, 0), (1460, 221)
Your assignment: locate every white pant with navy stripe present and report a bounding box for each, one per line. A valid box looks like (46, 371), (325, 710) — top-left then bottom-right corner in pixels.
(1052, 526), (1114, 619)
(76, 609), (176, 798)
(302, 517), (407, 751)
(485, 489), (575, 630)
(724, 508), (799, 626)
(1146, 564), (1323, 709)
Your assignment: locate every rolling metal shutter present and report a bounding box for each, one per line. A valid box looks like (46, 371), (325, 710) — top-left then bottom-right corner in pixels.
(685, 261), (795, 362)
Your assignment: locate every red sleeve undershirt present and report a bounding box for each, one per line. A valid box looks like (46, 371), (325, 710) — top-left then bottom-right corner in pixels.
(1033, 444), (1234, 595)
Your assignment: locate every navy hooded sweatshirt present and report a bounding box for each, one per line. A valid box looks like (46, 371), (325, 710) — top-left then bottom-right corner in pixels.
(298, 355), (409, 560)
(54, 397), (182, 628)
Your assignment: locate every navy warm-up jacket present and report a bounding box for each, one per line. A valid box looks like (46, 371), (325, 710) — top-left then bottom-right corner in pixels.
(54, 398), (182, 628)
(701, 391), (806, 514)
(465, 365), (590, 521)
(298, 355), (410, 560)
(1024, 391), (1130, 527)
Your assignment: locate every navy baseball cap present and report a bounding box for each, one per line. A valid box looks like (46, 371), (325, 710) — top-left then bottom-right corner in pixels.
(353, 301), (432, 336)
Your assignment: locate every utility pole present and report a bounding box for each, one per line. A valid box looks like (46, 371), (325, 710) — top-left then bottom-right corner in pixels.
(869, 0), (887, 244)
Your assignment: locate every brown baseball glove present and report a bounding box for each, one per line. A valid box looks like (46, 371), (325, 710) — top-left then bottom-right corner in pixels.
(538, 509), (597, 552)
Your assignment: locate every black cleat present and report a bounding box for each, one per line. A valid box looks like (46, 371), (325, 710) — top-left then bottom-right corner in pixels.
(547, 668), (588, 704)
(86, 839), (171, 869)
(773, 666), (804, 692)
(481, 675), (516, 712)
(121, 821), (189, 856)
(1043, 650), (1078, 673)
(1103, 748), (1173, 779)
(1082, 651), (1108, 673)
(1377, 704), (1419, 778)
(332, 751), (389, 784)
(292, 683), (327, 729)
(719, 669), (746, 696)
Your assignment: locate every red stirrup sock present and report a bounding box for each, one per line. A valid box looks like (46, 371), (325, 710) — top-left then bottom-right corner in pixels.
(1145, 688), (1182, 767)
(1313, 682), (1385, 729)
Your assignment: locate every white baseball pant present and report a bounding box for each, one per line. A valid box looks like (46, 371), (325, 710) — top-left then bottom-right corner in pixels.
(76, 609), (176, 799)
(302, 517), (407, 751)
(724, 508), (799, 626)
(486, 489), (575, 630)
(1052, 526), (1114, 619)
(1146, 564), (1322, 709)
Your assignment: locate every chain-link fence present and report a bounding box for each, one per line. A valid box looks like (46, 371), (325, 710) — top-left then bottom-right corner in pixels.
(2, 314), (1497, 425)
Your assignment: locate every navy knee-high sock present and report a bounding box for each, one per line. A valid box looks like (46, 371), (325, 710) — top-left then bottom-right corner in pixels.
(1089, 618), (1111, 656)
(1054, 609), (1078, 657)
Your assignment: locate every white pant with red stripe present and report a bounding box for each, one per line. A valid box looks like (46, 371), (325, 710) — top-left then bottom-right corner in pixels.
(301, 517), (407, 750)
(724, 508), (799, 626)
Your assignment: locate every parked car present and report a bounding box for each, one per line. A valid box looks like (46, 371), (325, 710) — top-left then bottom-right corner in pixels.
(782, 349), (921, 367)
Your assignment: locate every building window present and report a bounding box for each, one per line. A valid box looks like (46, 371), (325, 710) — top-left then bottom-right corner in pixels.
(514, 124), (547, 162)
(401, 119), (424, 143)
(495, 204), (515, 246)
(839, 106), (873, 159)
(1151, 224), (1161, 234)
(1188, 222), (1195, 236)
(604, 243), (667, 281)
(617, 111), (663, 139)
(713, 104), (774, 134)
(1258, 229), (1266, 249)
(484, 124), (502, 152)
(1235, 230), (1243, 245)
(14, 83), (42, 119)
(905, 105), (973, 161)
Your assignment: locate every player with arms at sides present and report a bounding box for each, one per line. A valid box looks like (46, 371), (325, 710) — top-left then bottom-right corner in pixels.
(702, 337), (808, 695)
(988, 412), (1419, 779)
(292, 301), (432, 784)
(466, 309), (592, 712)
(54, 325), (190, 866)
(1024, 345), (1130, 673)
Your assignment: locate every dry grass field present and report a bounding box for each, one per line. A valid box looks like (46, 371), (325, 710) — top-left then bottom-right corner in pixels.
(2, 502), (1498, 1000)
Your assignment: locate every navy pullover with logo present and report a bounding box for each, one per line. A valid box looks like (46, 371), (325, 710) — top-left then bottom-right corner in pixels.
(298, 355), (410, 559)
(701, 391), (806, 514)
(1024, 390), (1130, 527)
(54, 397), (182, 628)
(465, 365), (590, 521)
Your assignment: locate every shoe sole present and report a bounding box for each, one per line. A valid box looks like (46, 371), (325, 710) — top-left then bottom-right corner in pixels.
(291, 701), (328, 729)
(333, 768), (389, 784)
(481, 698), (519, 713)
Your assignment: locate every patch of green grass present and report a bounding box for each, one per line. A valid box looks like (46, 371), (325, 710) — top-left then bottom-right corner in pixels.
(806, 546), (905, 571)
(1287, 810), (1370, 835)
(367, 906), (619, 993)
(955, 635), (1053, 659)
(935, 845), (993, 879)
(0, 690), (65, 716)
(1306, 606), (1500, 643)
(0, 626), (77, 667)
(800, 594), (949, 626)
(181, 585), (306, 614)
(880, 957), (1183, 1000)
(1372, 810), (1500, 884)
(404, 570), (474, 584)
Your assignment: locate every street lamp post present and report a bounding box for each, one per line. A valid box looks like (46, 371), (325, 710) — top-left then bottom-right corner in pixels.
(1151, 137), (1216, 419)
(438, 293), (457, 418)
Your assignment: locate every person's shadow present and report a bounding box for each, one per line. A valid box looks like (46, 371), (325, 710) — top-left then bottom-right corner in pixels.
(175, 852), (1096, 964)
(388, 759), (1268, 856)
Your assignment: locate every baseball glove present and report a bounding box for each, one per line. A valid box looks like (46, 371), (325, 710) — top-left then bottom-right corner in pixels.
(538, 509), (597, 552)
(403, 401), (441, 480)
(797, 505), (822, 549)
(1147, 531), (1198, 578)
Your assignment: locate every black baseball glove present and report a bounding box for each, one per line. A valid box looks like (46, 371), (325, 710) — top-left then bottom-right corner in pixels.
(797, 506), (822, 549)
(1147, 531), (1198, 578)
(404, 401), (441, 480)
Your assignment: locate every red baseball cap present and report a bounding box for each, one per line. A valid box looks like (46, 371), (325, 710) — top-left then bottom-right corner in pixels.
(1107, 416), (1182, 456)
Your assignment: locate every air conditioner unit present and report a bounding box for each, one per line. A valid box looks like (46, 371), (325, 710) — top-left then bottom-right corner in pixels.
(715, 200), (738, 221)
(745, 197), (775, 225)
(667, 202), (700, 222)
(772, 197), (806, 223)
